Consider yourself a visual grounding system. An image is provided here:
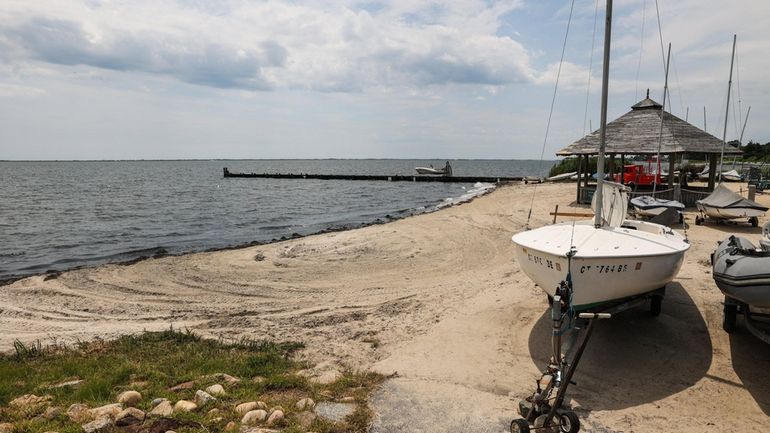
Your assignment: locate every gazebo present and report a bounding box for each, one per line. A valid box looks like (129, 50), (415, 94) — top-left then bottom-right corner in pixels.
(557, 92), (741, 204)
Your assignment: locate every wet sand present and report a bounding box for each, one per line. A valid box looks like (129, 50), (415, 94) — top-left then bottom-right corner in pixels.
(2, 182), (769, 432)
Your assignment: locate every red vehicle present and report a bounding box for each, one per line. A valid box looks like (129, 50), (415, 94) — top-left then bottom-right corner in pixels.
(613, 163), (663, 188)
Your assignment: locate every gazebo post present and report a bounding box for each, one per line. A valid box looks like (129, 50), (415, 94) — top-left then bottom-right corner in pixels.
(576, 155), (583, 203)
(609, 154), (615, 180)
(708, 153), (718, 189)
(620, 154), (625, 185)
(668, 154), (676, 185)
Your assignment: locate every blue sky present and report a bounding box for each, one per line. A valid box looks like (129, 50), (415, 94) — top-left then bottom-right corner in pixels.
(1, 0), (768, 160)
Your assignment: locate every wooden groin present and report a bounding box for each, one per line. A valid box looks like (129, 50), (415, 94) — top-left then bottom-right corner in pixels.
(223, 168), (523, 183)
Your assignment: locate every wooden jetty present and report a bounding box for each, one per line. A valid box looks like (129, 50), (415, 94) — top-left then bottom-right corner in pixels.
(223, 168), (523, 183)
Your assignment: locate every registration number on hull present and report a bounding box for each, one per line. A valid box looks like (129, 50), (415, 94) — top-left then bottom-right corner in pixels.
(523, 249), (641, 274)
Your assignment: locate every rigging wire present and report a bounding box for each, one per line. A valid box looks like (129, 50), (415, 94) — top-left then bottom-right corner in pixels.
(654, 0), (666, 80)
(525, 0), (577, 230)
(634, 0), (647, 102)
(582, 0), (600, 136)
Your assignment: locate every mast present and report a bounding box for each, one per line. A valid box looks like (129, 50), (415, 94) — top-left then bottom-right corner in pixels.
(653, 43), (671, 197)
(718, 34), (737, 182)
(739, 106), (751, 144)
(594, 0), (613, 228)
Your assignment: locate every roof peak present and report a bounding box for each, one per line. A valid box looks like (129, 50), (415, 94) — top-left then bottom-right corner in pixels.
(632, 90), (663, 110)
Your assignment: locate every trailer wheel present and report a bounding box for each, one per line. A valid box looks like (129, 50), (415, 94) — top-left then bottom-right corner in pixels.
(558, 411), (580, 433)
(650, 296), (662, 317)
(750, 217), (759, 227)
(695, 216), (703, 225)
(723, 302), (737, 333)
(511, 418), (531, 433)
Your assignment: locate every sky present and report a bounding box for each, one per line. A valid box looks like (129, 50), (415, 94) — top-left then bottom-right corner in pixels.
(1, 0), (769, 160)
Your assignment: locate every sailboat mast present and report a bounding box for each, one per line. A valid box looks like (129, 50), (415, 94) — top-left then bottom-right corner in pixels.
(594, 0), (613, 228)
(718, 34), (737, 182)
(653, 43), (671, 196)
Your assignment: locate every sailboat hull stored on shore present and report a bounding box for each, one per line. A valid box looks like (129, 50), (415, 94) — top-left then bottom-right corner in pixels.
(513, 219), (688, 310)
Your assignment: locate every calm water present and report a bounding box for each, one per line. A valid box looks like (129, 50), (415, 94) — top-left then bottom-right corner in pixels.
(0, 159), (553, 281)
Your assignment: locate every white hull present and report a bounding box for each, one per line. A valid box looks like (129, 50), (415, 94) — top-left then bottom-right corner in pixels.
(547, 171), (577, 182)
(415, 167), (444, 175)
(512, 220), (688, 310)
(696, 203), (765, 219)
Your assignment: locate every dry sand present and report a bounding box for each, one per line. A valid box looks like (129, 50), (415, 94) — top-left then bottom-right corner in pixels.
(2, 182), (769, 432)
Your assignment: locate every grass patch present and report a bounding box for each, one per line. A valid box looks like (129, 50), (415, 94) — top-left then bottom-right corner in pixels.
(0, 329), (385, 433)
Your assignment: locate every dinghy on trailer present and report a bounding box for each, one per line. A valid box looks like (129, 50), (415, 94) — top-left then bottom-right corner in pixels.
(711, 235), (770, 343)
(630, 196), (684, 219)
(695, 183), (767, 226)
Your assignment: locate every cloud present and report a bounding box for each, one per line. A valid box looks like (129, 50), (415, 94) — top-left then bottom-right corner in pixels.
(0, 0), (533, 92)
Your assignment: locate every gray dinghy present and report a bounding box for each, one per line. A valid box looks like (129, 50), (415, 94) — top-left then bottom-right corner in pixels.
(712, 235), (770, 342)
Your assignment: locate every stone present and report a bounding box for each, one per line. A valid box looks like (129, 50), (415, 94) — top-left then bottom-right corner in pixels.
(0, 423), (13, 433)
(295, 397), (315, 411)
(205, 384), (225, 396)
(241, 409), (268, 425)
(266, 409), (284, 427)
(268, 406), (283, 414)
(151, 398), (169, 408)
(67, 403), (91, 423)
(294, 411), (317, 430)
(235, 402), (258, 415)
(239, 428), (279, 433)
(165, 431), (177, 433)
(118, 390), (142, 407)
(210, 417), (223, 423)
(256, 401), (268, 410)
(88, 403), (122, 420)
(224, 421), (237, 431)
(42, 405), (62, 420)
(115, 407), (145, 426)
(82, 416), (112, 433)
(174, 400), (197, 412)
(339, 396), (355, 403)
(195, 390), (216, 405)
(315, 402), (356, 422)
(9, 394), (52, 412)
(297, 361), (342, 385)
(207, 408), (220, 416)
(149, 400), (173, 416)
(251, 376), (265, 384)
(168, 381), (195, 392)
(210, 373), (241, 386)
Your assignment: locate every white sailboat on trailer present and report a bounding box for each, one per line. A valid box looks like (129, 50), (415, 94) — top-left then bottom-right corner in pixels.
(511, 0), (690, 311)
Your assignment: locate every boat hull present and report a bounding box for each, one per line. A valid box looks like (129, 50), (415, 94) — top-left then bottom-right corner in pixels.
(512, 221), (688, 310)
(415, 167), (444, 175)
(712, 236), (770, 308)
(696, 203), (765, 219)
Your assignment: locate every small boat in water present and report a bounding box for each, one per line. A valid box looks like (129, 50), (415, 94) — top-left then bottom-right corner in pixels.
(630, 195), (685, 219)
(547, 171), (577, 182)
(415, 161), (453, 176)
(695, 183), (767, 226)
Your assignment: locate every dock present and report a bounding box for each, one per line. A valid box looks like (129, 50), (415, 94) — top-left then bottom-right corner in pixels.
(223, 168), (523, 183)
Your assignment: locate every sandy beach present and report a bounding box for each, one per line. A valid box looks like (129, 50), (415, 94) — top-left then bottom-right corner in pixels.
(2, 181), (769, 432)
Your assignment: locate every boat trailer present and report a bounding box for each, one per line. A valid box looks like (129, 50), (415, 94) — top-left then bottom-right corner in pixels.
(510, 284), (664, 433)
(722, 296), (770, 344)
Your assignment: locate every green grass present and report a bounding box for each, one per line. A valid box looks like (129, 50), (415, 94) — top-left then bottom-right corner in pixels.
(0, 329), (385, 433)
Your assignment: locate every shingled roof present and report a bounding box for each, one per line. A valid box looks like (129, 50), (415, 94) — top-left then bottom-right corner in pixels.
(556, 95), (741, 156)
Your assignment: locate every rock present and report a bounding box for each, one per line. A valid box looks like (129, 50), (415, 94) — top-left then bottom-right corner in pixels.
(149, 400), (173, 416)
(315, 402), (356, 422)
(67, 403), (91, 423)
(118, 390), (142, 407)
(165, 431), (177, 433)
(151, 398), (169, 408)
(42, 405), (62, 420)
(211, 373), (241, 386)
(115, 407), (145, 426)
(9, 394), (52, 412)
(82, 416), (112, 433)
(240, 428), (279, 433)
(168, 381), (195, 392)
(294, 411), (317, 430)
(207, 408), (220, 416)
(339, 396), (355, 403)
(0, 423), (13, 433)
(235, 402), (258, 415)
(224, 421), (237, 431)
(268, 406), (283, 414)
(205, 384), (225, 396)
(251, 376), (265, 384)
(266, 409), (284, 427)
(295, 397), (315, 411)
(241, 409), (268, 425)
(174, 400), (197, 412)
(195, 390), (216, 405)
(256, 401), (268, 410)
(210, 417), (223, 423)
(88, 403), (122, 420)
